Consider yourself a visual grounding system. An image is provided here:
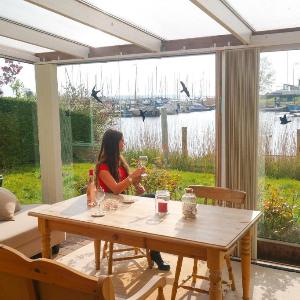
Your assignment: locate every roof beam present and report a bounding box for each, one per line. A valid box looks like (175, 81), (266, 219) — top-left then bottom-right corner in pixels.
(0, 44), (40, 63)
(190, 0), (252, 44)
(25, 0), (162, 52)
(0, 19), (89, 58)
(35, 29), (300, 64)
(35, 35), (242, 62)
(252, 30), (300, 48)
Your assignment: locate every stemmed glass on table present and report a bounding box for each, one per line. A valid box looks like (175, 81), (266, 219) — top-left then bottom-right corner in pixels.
(138, 155), (148, 177)
(92, 187), (105, 217)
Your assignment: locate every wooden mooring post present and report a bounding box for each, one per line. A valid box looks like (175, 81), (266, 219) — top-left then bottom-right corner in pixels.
(182, 127), (188, 156)
(161, 108), (169, 158)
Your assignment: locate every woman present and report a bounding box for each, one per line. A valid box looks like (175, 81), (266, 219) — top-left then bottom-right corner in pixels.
(96, 129), (170, 271)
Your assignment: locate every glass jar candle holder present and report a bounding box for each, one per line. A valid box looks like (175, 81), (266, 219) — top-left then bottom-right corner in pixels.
(155, 190), (170, 217)
(181, 188), (197, 219)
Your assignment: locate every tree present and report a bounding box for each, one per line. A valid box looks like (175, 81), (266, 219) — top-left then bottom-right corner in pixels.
(10, 79), (24, 98)
(60, 79), (116, 144)
(0, 59), (23, 86)
(259, 57), (275, 95)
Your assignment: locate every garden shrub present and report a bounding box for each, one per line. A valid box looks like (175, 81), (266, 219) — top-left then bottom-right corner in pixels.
(129, 165), (180, 199)
(258, 184), (300, 243)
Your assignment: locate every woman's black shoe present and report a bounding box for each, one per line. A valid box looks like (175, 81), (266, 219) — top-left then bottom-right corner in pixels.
(150, 251), (170, 271)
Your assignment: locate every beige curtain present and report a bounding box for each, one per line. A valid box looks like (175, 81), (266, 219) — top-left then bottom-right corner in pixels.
(224, 48), (259, 211)
(215, 51), (223, 187)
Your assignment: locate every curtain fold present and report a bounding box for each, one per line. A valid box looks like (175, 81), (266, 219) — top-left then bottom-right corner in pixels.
(224, 48), (259, 211)
(215, 51), (223, 187)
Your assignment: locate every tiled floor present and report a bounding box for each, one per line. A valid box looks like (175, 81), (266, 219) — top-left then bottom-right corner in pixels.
(55, 238), (300, 300)
(53, 233), (92, 260)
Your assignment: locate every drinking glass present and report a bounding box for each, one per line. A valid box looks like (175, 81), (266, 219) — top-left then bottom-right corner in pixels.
(138, 155), (148, 177)
(92, 188), (105, 217)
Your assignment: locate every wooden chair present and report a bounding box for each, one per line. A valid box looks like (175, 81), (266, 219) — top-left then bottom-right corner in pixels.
(0, 244), (166, 300)
(171, 185), (246, 300)
(101, 241), (153, 275)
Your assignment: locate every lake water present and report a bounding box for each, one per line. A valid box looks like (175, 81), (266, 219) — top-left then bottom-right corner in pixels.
(116, 111), (300, 156)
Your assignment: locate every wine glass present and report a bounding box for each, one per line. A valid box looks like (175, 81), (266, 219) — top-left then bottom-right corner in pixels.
(92, 188), (105, 217)
(138, 155), (148, 177)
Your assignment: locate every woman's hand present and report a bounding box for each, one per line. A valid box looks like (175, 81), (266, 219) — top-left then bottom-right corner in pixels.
(134, 183), (145, 195)
(130, 167), (145, 182)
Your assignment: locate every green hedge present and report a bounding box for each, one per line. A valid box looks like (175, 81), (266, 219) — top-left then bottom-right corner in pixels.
(70, 112), (91, 143)
(0, 97), (92, 169)
(0, 98), (38, 169)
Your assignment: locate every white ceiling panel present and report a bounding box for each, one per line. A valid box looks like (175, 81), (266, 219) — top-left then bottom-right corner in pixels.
(0, 0), (128, 47)
(85, 0), (229, 39)
(0, 36), (52, 53)
(226, 0), (300, 31)
(26, 0), (161, 52)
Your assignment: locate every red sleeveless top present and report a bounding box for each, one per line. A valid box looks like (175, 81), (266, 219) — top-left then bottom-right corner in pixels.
(97, 163), (128, 192)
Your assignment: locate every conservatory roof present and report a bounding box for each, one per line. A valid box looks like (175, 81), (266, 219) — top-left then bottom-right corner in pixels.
(1, 0), (300, 64)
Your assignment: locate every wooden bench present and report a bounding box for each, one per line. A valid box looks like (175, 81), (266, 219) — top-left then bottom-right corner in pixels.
(0, 244), (166, 300)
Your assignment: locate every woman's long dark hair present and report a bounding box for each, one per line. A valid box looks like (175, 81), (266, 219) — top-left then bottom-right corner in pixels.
(96, 129), (129, 187)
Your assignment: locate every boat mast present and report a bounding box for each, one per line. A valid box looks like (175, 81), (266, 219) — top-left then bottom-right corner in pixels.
(134, 64), (137, 103)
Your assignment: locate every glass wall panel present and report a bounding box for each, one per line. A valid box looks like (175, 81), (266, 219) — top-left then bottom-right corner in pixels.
(258, 51), (300, 247)
(57, 54), (216, 200)
(0, 58), (42, 204)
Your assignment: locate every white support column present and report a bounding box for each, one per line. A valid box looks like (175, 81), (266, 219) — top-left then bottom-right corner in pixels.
(35, 64), (63, 204)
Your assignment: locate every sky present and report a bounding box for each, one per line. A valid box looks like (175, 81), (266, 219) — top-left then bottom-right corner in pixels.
(1, 49), (300, 98)
(57, 54), (216, 99)
(261, 50), (300, 90)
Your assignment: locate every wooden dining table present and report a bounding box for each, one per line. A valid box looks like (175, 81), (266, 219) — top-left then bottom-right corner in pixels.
(29, 194), (262, 300)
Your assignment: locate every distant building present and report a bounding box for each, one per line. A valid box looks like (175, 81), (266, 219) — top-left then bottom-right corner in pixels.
(267, 80), (300, 102)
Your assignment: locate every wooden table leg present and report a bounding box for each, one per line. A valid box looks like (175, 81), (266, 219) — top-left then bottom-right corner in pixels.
(94, 239), (101, 270)
(171, 255), (183, 300)
(146, 248), (153, 269)
(207, 249), (223, 300)
(108, 242), (114, 275)
(241, 230), (251, 300)
(38, 219), (51, 258)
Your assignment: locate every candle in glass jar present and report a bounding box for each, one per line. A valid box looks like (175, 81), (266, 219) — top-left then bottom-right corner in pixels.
(158, 201), (168, 213)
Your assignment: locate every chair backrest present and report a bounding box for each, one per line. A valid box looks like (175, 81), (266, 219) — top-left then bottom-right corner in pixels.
(0, 244), (115, 300)
(188, 185), (246, 209)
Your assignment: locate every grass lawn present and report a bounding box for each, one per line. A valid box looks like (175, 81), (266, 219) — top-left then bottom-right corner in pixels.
(3, 162), (299, 244)
(2, 163), (299, 208)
